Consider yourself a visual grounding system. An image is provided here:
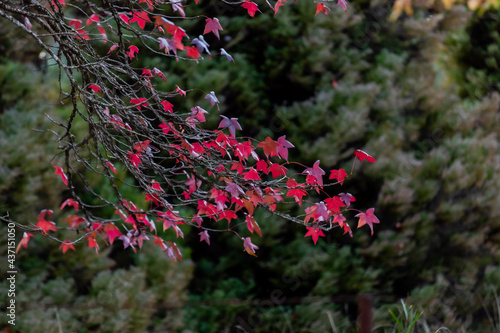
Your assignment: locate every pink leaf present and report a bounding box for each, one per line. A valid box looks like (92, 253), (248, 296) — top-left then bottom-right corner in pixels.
(243, 237), (259, 256)
(218, 115), (242, 138)
(203, 17), (223, 39)
(199, 230), (210, 245)
(355, 208), (380, 235)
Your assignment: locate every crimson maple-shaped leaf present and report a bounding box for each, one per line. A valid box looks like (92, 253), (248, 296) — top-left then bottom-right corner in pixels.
(203, 17), (223, 39)
(219, 115), (242, 138)
(324, 196), (345, 214)
(60, 240), (76, 254)
(269, 163), (287, 178)
(129, 11), (151, 30)
(243, 168), (261, 181)
(243, 237), (259, 256)
(186, 46), (201, 59)
(355, 208), (380, 235)
(241, 1), (261, 17)
(160, 100), (174, 113)
(127, 45), (139, 60)
(302, 160), (325, 186)
(36, 209), (57, 233)
(329, 168), (348, 185)
(304, 227), (325, 245)
(256, 159), (269, 174)
(104, 224), (122, 245)
(258, 137), (279, 158)
(354, 149), (376, 163)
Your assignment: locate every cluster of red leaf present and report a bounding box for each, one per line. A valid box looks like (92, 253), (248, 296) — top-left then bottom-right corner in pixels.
(13, 0), (378, 259)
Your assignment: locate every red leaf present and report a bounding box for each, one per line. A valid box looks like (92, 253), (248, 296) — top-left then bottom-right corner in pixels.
(86, 13), (99, 26)
(88, 84), (101, 93)
(241, 1), (261, 17)
(97, 23), (107, 42)
(127, 45), (139, 60)
(315, 3), (331, 15)
(160, 100), (174, 113)
(60, 198), (79, 211)
(16, 232), (34, 253)
(129, 11), (151, 30)
(304, 227), (325, 245)
(203, 17), (223, 39)
(355, 208), (380, 235)
(104, 224), (122, 245)
(286, 179), (307, 205)
(243, 237), (259, 256)
(59, 240), (76, 254)
(36, 217), (57, 234)
(88, 237), (99, 254)
(119, 13), (130, 25)
(63, 214), (86, 228)
(69, 19), (82, 30)
(255, 159), (269, 174)
(258, 137), (279, 158)
(54, 166), (68, 186)
(243, 168), (261, 181)
(274, 0), (287, 15)
(130, 97), (148, 110)
(246, 215), (262, 237)
(106, 161), (117, 175)
(219, 210), (238, 223)
(354, 149), (376, 163)
(329, 168), (348, 185)
(269, 163), (287, 178)
(324, 196), (345, 214)
(186, 45), (201, 59)
(176, 85), (186, 96)
(127, 151), (142, 169)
